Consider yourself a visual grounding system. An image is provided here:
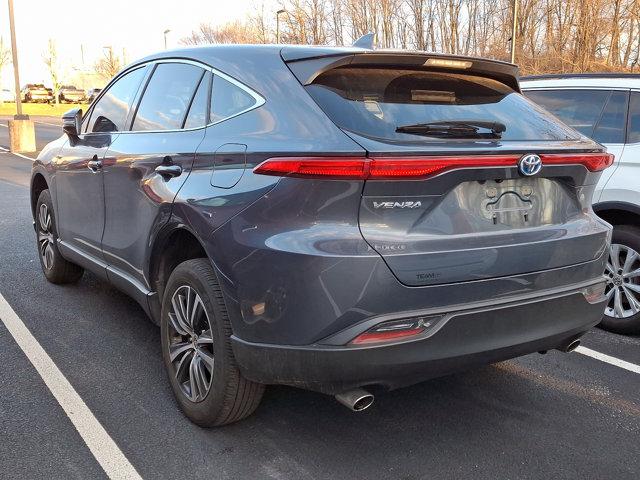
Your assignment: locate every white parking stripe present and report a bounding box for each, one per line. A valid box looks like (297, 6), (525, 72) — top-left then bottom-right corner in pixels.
(576, 346), (640, 374)
(34, 120), (62, 127)
(0, 145), (35, 162)
(0, 293), (142, 480)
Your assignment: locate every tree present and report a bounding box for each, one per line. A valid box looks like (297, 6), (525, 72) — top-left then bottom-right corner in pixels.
(95, 47), (122, 82)
(42, 39), (61, 104)
(0, 36), (11, 90)
(178, 0), (640, 75)
(181, 21), (265, 45)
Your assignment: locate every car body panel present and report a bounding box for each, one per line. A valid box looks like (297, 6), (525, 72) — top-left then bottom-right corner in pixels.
(101, 128), (206, 288)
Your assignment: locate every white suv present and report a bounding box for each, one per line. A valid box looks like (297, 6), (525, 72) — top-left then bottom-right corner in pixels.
(521, 74), (640, 334)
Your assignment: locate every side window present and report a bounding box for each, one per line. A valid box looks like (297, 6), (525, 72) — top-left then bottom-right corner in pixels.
(87, 67), (146, 133)
(184, 72), (211, 129)
(132, 63), (204, 131)
(628, 92), (640, 143)
(592, 91), (628, 144)
(524, 89), (628, 143)
(210, 75), (256, 123)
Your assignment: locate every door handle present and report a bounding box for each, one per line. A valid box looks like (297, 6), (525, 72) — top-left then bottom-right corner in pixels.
(155, 164), (182, 179)
(87, 156), (102, 173)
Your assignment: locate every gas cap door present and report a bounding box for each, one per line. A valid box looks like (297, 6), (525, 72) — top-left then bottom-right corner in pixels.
(210, 143), (247, 188)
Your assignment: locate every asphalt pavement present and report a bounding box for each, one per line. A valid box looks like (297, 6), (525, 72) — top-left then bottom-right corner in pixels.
(0, 123), (639, 480)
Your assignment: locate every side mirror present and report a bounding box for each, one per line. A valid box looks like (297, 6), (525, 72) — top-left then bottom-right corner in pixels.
(62, 108), (83, 137)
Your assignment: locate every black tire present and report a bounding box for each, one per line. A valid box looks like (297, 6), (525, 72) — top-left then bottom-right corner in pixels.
(160, 258), (264, 426)
(600, 224), (640, 335)
(35, 189), (84, 284)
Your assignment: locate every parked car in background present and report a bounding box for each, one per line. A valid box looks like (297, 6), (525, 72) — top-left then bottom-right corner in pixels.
(86, 88), (102, 103)
(522, 74), (640, 335)
(0, 88), (15, 103)
(21, 84), (53, 103)
(31, 46), (612, 426)
(58, 85), (86, 103)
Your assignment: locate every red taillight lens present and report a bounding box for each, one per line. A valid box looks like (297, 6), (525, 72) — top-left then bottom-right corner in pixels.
(540, 153), (614, 172)
(253, 153), (614, 180)
(252, 157), (368, 179)
(368, 155), (516, 178)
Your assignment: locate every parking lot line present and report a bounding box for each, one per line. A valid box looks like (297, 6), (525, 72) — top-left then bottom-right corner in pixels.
(576, 345), (640, 374)
(0, 292), (142, 480)
(0, 145), (35, 162)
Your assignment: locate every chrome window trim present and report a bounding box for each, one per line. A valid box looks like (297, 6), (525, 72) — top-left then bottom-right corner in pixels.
(521, 86), (630, 92)
(82, 57), (265, 135)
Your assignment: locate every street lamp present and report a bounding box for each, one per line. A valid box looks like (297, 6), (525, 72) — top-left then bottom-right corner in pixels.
(6, 0), (36, 153)
(164, 29), (171, 50)
(510, 0), (519, 64)
(276, 9), (287, 44)
(7, 0), (23, 116)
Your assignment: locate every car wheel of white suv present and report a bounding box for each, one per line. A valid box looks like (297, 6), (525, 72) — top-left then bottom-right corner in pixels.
(602, 225), (640, 334)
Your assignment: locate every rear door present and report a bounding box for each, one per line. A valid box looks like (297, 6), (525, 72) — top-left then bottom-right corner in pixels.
(523, 88), (629, 203)
(305, 65), (611, 286)
(101, 61), (208, 288)
(598, 90), (640, 205)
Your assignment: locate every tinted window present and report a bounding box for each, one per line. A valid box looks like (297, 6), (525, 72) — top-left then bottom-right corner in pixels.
(184, 72), (211, 129)
(525, 89), (628, 144)
(88, 67), (146, 133)
(210, 75), (256, 122)
(132, 63), (204, 131)
(628, 92), (640, 143)
(306, 68), (578, 142)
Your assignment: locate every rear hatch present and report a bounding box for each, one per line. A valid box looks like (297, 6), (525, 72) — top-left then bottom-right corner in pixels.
(287, 50), (611, 286)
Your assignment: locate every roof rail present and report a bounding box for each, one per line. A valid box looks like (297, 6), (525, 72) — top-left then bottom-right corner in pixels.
(521, 73), (640, 81)
(352, 33), (375, 50)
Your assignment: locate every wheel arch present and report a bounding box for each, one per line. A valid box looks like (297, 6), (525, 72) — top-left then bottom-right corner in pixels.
(30, 172), (49, 218)
(148, 225), (209, 303)
(594, 201), (640, 228)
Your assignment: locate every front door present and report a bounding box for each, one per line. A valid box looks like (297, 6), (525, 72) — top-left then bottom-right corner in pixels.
(54, 66), (148, 263)
(54, 134), (111, 262)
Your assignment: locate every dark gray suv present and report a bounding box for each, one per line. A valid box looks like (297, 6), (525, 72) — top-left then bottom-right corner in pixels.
(31, 45), (613, 426)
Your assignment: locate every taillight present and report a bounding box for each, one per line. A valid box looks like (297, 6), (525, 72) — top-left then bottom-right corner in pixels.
(541, 153), (614, 171)
(253, 153), (614, 180)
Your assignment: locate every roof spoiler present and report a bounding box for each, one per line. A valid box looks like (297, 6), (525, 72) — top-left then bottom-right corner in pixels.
(282, 49), (520, 92)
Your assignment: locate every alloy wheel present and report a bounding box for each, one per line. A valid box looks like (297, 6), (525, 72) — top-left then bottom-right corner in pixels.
(37, 203), (55, 270)
(604, 243), (640, 319)
(167, 285), (215, 402)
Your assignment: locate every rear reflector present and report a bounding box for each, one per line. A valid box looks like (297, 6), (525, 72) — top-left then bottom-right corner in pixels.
(254, 153), (614, 180)
(350, 316), (440, 345)
(582, 282), (607, 304)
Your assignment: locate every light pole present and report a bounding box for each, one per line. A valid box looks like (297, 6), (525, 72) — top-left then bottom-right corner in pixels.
(276, 9), (286, 44)
(164, 29), (171, 49)
(510, 0), (519, 64)
(7, 0), (22, 116)
(6, 0), (35, 153)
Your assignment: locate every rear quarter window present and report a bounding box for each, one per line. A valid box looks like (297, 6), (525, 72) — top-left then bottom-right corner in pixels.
(305, 67), (579, 142)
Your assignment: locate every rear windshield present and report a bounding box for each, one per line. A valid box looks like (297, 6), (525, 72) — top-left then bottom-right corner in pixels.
(305, 67), (579, 142)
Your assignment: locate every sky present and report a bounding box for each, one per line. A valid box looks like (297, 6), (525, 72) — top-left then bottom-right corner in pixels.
(0, 0), (278, 89)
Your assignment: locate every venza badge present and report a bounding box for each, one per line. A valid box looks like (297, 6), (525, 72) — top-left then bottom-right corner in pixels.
(518, 154), (543, 176)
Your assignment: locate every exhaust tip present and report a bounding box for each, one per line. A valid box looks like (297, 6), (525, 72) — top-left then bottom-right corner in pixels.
(335, 388), (374, 412)
(556, 339), (581, 353)
(565, 339), (581, 352)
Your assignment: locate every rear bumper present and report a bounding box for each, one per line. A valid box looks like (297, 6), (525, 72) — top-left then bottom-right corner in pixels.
(232, 287), (606, 395)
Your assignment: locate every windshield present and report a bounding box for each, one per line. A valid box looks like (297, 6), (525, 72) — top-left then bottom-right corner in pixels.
(305, 67), (580, 142)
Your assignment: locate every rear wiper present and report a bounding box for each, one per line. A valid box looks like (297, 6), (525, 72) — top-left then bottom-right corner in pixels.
(396, 120), (506, 138)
